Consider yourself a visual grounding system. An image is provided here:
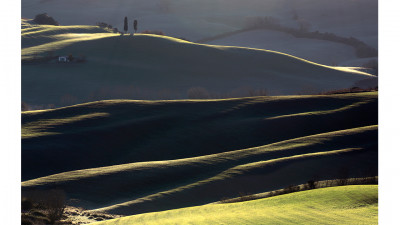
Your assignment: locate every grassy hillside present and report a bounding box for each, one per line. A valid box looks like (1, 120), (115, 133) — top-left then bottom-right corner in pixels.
(22, 92), (377, 215)
(88, 185), (377, 225)
(22, 92), (377, 180)
(21, 19), (113, 49)
(22, 125), (377, 214)
(21, 20), (376, 107)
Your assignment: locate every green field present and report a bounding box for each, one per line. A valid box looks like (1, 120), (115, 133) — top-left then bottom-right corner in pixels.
(21, 19), (376, 107)
(89, 185), (377, 225)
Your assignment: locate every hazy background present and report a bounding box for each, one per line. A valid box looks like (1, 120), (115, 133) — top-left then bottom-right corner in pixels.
(22, 0), (377, 47)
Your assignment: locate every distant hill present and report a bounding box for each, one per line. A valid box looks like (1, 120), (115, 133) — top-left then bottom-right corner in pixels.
(22, 20), (376, 108)
(21, 0), (377, 46)
(205, 29), (377, 67)
(22, 92), (377, 215)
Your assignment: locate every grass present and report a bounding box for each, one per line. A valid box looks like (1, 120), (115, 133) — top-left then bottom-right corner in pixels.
(21, 20), (376, 107)
(22, 92), (377, 181)
(88, 185), (377, 225)
(218, 176), (378, 204)
(22, 112), (110, 138)
(21, 20), (378, 219)
(21, 92), (377, 215)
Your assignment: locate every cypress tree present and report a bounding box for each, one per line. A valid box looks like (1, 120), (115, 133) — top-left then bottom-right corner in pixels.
(133, 20), (138, 33)
(124, 17), (128, 33)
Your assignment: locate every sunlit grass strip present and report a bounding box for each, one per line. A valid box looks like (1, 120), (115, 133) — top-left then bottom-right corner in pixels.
(22, 112), (110, 138)
(92, 147), (366, 213)
(266, 100), (372, 120)
(21, 125), (377, 187)
(89, 185), (377, 225)
(21, 33), (117, 59)
(21, 91), (377, 115)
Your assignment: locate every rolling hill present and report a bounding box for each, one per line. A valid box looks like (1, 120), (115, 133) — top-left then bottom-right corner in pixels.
(206, 29), (376, 67)
(22, 92), (378, 216)
(22, 20), (376, 108)
(21, 14), (378, 223)
(89, 185), (378, 225)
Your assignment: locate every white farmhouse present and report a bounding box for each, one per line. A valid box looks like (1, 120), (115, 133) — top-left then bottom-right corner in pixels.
(58, 56), (69, 62)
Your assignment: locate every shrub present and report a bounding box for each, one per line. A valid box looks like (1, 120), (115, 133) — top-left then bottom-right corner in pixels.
(96, 22), (113, 29)
(22, 189), (67, 224)
(307, 180), (317, 189)
(21, 217), (33, 225)
(336, 167), (350, 186)
(33, 13), (59, 26)
(238, 192), (257, 202)
(45, 190), (66, 224)
(141, 30), (165, 35)
(283, 185), (300, 194)
(21, 198), (33, 211)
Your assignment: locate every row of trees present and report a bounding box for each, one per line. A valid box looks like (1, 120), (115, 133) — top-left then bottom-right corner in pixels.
(99, 17), (138, 34)
(124, 17), (138, 34)
(244, 16), (378, 58)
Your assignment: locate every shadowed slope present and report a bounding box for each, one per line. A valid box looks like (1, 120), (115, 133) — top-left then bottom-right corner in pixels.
(22, 114), (377, 215)
(89, 185), (377, 225)
(22, 125), (377, 214)
(22, 22), (376, 106)
(22, 92), (377, 180)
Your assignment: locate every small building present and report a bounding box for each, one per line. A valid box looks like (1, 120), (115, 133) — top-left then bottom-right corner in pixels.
(58, 56), (69, 63)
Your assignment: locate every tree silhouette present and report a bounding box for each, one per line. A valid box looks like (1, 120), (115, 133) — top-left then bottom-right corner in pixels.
(133, 20), (138, 33)
(67, 54), (73, 62)
(33, 13), (59, 26)
(124, 17), (128, 33)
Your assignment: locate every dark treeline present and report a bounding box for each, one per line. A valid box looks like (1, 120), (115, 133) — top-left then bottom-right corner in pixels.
(244, 16), (378, 58)
(199, 17), (377, 59)
(33, 13), (59, 26)
(220, 176), (378, 204)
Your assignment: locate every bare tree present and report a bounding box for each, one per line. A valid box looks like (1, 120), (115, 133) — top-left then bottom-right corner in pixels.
(45, 190), (66, 224)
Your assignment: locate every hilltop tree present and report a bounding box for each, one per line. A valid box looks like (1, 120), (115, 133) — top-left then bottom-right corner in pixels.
(33, 13), (59, 26)
(124, 17), (128, 33)
(67, 54), (74, 62)
(133, 20), (138, 33)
